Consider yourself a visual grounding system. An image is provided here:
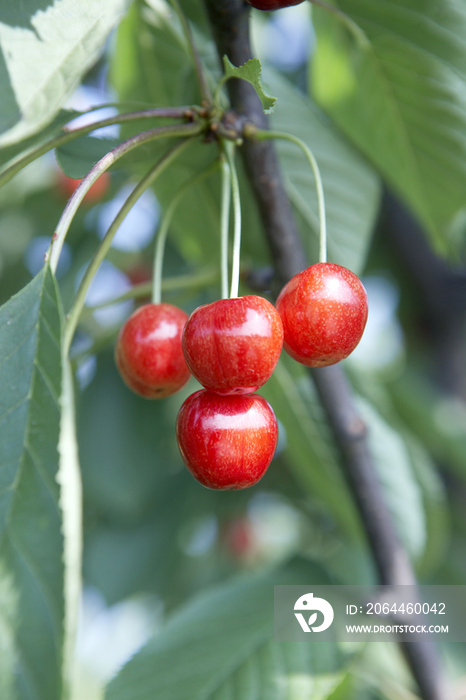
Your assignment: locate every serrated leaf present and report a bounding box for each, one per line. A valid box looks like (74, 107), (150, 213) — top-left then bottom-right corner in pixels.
(0, 266), (65, 700)
(105, 559), (349, 700)
(266, 67), (381, 274)
(56, 135), (120, 179)
(0, 0), (132, 147)
(222, 56), (277, 114)
(310, 0), (466, 253)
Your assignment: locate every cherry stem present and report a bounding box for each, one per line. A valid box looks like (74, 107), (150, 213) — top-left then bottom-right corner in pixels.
(64, 138), (194, 354)
(48, 121), (203, 275)
(152, 159), (220, 304)
(0, 106), (197, 190)
(220, 154), (231, 299)
(225, 143), (242, 298)
(167, 0), (213, 106)
(253, 130), (327, 264)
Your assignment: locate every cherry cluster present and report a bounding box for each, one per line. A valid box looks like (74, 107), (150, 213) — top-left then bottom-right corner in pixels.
(115, 262), (368, 490)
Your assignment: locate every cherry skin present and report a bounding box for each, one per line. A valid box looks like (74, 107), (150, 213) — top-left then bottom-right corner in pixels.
(276, 262), (368, 367)
(115, 303), (190, 398)
(245, 0), (304, 10)
(182, 295), (283, 395)
(57, 171), (110, 203)
(176, 390), (278, 490)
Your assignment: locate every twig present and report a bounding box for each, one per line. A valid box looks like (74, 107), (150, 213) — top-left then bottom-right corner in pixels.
(202, 1), (449, 699)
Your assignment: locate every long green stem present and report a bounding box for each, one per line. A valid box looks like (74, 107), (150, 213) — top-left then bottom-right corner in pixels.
(220, 155), (231, 299)
(0, 106), (196, 189)
(254, 129), (327, 263)
(225, 143), (242, 298)
(63, 138), (195, 354)
(48, 121), (203, 274)
(167, 0), (212, 105)
(152, 159), (221, 304)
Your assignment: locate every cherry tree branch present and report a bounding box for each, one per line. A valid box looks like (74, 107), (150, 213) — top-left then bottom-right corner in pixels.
(202, 1), (448, 698)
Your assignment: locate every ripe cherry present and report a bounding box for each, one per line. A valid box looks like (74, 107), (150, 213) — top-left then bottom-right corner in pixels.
(115, 303), (190, 398)
(176, 390), (278, 490)
(57, 171), (110, 203)
(245, 0), (304, 10)
(182, 295), (283, 395)
(276, 263), (368, 367)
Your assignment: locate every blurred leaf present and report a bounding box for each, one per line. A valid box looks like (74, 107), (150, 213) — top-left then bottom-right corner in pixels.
(105, 558), (349, 700)
(111, 0), (200, 111)
(222, 56), (276, 113)
(0, 0), (131, 147)
(404, 436), (449, 576)
(56, 136), (120, 179)
(355, 397), (426, 559)
(267, 67), (381, 274)
(349, 365), (450, 574)
(79, 356), (250, 606)
(261, 359), (362, 540)
(0, 265), (65, 700)
(311, 0), (466, 253)
(0, 109), (78, 170)
(110, 3), (270, 271)
(388, 369), (466, 481)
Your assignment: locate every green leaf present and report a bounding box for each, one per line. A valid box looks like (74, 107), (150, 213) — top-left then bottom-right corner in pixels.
(105, 559), (349, 700)
(310, 0), (466, 253)
(0, 110), (79, 170)
(222, 56), (277, 114)
(267, 67), (381, 274)
(0, 0), (132, 147)
(261, 359), (361, 540)
(355, 397), (426, 559)
(56, 136), (120, 179)
(0, 266), (65, 700)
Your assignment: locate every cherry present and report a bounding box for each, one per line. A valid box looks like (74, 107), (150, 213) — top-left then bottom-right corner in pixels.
(276, 263), (368, 367)
(245, 0), (304, 10)
(176, 390), (278, 490)
(115, 303), (190, 398)
(182, 295), (283, 395)
(57, 171), (110, 203)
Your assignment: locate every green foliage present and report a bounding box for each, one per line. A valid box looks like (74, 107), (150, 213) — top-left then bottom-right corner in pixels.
(0, 266), (65, 700)
(105, 558), (348, 700)
(0, 0), (133, 147)
(56, 136), (120, 179)
(222, 56), (277, 114)
(310, 0), (466, 254)
(0, 1), (464, 699)
(267, 67), (380, 274)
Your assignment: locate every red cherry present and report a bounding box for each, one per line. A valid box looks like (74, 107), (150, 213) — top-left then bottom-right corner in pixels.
(57, 171), (110, 203)
(245, 0), (304, 10)
(176, 390), (278, 490)
(182, 295), (283, 395)
(115, 303), (190, 398)
(276, 263), (368, 367)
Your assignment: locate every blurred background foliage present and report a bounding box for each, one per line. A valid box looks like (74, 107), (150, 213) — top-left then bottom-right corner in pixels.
(1, 0), (466, 698)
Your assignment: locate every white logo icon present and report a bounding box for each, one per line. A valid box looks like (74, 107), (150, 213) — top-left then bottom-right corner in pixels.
(294, 592), (334, 633)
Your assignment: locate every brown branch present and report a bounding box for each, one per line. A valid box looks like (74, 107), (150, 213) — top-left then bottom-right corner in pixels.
(202, 1), (449, 698)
